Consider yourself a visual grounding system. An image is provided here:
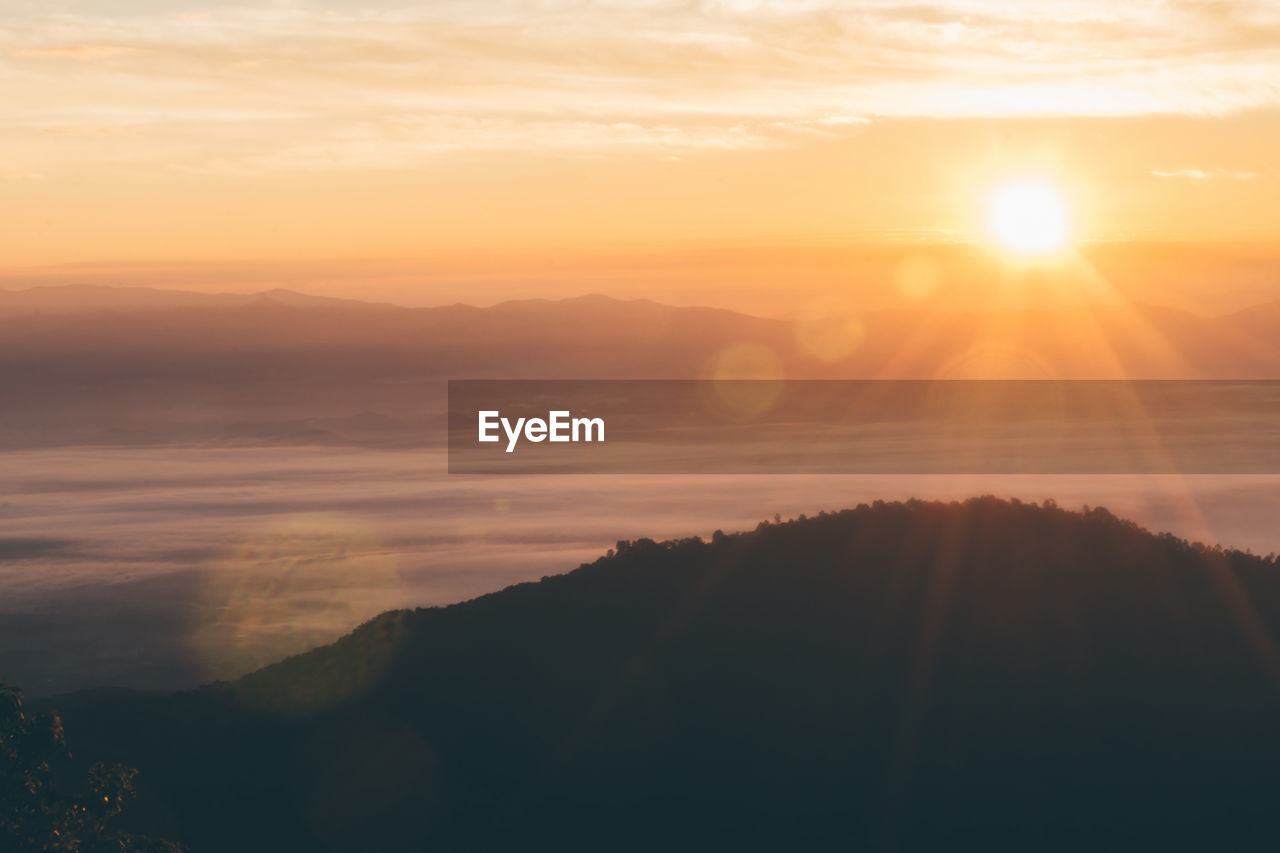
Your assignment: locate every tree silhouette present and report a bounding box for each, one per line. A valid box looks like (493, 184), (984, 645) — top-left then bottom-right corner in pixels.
(1, 682), (182, 852)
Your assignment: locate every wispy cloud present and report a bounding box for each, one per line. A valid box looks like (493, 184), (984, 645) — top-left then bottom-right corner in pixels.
(186, 117), (778, 176)
(1151, 168), (1269, 180)
(13, 44), (136, 60)
(2, 1), (1279, 173)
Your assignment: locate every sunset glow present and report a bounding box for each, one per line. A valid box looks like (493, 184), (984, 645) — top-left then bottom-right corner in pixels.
(4, 4), (1280, 848)
(1, 1), (1278, 279)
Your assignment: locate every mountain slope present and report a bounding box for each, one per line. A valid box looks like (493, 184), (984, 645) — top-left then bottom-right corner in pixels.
(56, 498), (1280, 851)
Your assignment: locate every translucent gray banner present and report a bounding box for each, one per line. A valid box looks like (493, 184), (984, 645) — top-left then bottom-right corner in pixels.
(448, 380), (1280, 474)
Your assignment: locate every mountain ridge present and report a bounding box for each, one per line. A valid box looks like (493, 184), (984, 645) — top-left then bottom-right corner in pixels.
(0, 284), (1269, 374)
(3, 281), (1276, 320)
(51, 498), (1280, 851)
(3, 285), (1279, 450)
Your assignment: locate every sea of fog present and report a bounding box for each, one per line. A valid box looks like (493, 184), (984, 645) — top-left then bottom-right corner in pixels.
(3, 445), (1279, 696)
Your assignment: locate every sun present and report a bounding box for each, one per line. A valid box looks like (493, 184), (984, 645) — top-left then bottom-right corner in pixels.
(986, 180), (1071, 255)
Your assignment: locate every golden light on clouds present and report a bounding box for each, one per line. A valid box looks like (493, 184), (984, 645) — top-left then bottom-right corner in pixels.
(1, 1), (1277, 268)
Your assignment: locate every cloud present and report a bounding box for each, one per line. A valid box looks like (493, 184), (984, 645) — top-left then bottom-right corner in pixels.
(0, 537), (74, 559)
(3, 1), (1280, 172)
(5, 440), (1280, 694)
(1150, 168), (1266, 180)
(13, 44), (135, 60)
(186, 116), (777, 176)
(39, 125), (121, 135)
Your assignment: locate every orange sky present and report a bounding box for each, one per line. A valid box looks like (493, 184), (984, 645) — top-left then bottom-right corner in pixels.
(2, 1), (1278, 299)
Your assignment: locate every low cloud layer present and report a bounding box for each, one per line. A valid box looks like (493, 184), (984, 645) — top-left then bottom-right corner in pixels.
(3, 444), (1280, 696)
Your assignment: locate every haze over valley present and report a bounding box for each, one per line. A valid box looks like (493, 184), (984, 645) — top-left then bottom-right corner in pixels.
(4, 283), (1280, 696)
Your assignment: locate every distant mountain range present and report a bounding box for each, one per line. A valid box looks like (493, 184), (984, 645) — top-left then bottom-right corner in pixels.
(49, 498), (1280, 851)
(3, 283), (1280, 374)
(1, 285), (1279, 448)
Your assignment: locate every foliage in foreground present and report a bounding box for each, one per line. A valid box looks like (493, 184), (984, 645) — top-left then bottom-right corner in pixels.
(0, 683), (182, 853)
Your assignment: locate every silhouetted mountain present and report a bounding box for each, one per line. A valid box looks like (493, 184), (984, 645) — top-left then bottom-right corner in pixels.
(2, 287), (1277, 376)
(1220, 298), (1280, 342)
(4, 289), (1280, 449)
(52, 499), (1280, 851)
